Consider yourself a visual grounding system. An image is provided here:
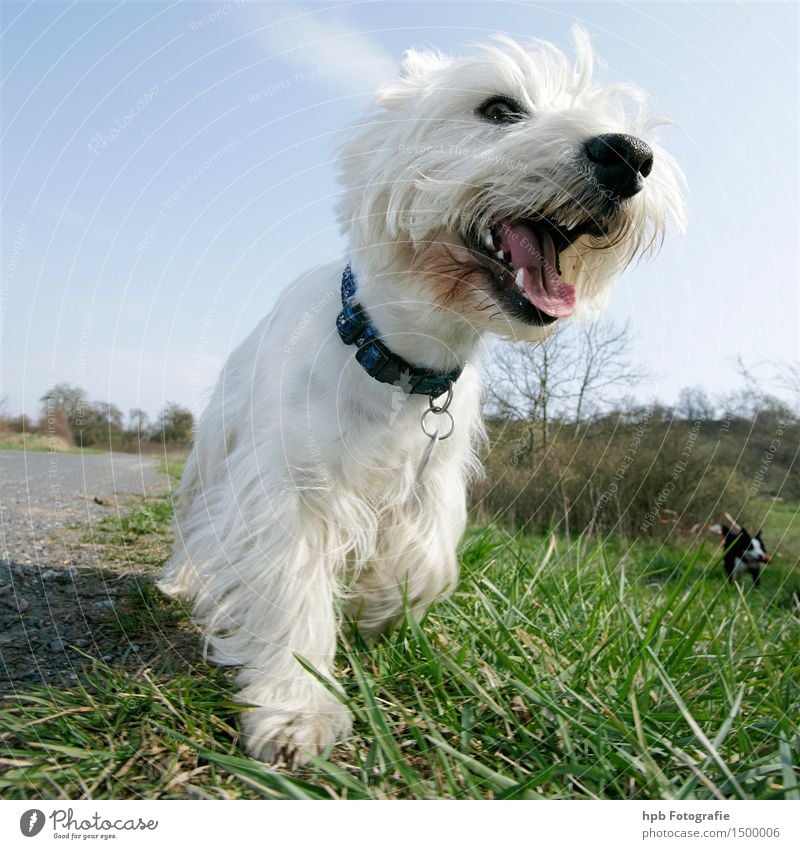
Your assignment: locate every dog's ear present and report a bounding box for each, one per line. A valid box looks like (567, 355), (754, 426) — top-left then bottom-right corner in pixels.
(570, 24), (594, 88)
(375, 49), (450, 110)
(399, 48), (449, 81)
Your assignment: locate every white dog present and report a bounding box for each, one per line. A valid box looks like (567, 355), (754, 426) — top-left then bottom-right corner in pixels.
(159, 29), (683, 764)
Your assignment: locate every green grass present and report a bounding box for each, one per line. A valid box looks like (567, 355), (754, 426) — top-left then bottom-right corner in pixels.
(759, 499), (800, 568)
(2, 501), (798, 799)
(158, 457), (186, 488)
(0, 431), (105, 454)
(87, 496), (175, 568)
(0, 432), (190, 460)
(0, 431), (61, 451)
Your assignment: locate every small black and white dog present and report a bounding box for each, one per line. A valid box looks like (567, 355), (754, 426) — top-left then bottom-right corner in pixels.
(710, 523), (770, 586)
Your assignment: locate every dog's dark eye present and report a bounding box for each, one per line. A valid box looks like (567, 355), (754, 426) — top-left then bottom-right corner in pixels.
(476, 96), (527, 124)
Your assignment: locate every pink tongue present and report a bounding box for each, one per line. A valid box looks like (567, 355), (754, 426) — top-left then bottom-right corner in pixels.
(499, 221), (576, 318)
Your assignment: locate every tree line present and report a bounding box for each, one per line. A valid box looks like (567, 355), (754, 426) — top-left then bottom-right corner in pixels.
(474, 323), (799, 540)
(0, 383), (195, 450)
(1, 323), (797, 544)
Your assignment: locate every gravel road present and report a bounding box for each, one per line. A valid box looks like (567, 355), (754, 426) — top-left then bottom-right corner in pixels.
(0, 449), (169, 565)
(0, 449), (173, 693)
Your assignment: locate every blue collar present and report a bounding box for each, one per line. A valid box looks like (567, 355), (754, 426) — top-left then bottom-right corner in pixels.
(335, 264), (462, 397)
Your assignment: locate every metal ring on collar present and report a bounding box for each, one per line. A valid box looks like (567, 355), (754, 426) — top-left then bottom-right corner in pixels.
(421, 407), (455, 440)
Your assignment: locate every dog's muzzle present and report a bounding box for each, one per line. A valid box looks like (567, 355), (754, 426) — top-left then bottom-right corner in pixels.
(584, 133), (654, 199)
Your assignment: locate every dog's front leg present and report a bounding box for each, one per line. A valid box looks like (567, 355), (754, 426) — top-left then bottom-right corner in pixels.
(230, 534), (352, 765)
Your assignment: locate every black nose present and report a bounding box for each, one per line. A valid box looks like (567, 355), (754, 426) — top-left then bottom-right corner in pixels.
(584, 133), (654, 199)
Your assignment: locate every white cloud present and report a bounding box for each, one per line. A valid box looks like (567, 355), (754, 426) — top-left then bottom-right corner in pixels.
(240, 4), (397, 95)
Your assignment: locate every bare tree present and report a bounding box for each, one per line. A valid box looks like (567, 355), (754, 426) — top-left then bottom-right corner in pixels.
(757, 358), (799, 417)
(487, 319), (646, 443)
(487, 331), (579, 447)
(40, 383), (87, 431)
(776, 360), (800, 402)
(571, 320), (648, 431)
(725, 356), (798, 421)
(156, 402), (194, 446)
(675, 385), (717, 422)
(127, 408), (150, 437)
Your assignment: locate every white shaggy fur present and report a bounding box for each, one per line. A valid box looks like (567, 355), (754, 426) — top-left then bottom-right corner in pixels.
(159, 30), (684, 764)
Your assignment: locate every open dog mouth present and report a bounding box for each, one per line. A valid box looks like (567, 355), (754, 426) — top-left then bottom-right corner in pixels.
(465, 214), (603, 325)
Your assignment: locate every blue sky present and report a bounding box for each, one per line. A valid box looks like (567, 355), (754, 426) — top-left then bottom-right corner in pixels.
(1, 0), (797, 421)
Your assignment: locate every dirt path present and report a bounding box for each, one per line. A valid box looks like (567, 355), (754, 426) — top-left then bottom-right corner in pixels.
(0, 449), (174, 693)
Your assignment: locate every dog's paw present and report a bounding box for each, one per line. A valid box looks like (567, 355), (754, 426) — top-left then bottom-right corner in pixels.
(241, 699), (353, 767)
